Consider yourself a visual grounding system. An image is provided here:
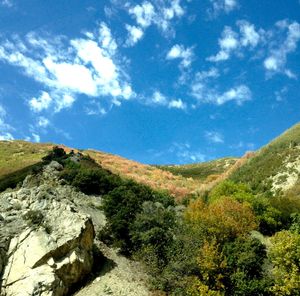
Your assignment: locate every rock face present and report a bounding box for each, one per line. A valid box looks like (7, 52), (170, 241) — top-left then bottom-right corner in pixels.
(0, 161), (95, 296)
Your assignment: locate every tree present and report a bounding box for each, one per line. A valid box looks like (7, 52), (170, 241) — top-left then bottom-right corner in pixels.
(269, 230), (300, 295)
(185, 197), (257, 243)
(223, 237), (271, 295)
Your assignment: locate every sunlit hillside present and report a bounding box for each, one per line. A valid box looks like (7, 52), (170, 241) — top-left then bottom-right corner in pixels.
(230, 122), (300, 195)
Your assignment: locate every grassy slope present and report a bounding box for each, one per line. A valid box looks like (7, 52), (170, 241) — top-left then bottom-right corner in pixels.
(157, 157), (238, 181)
(0, 140), (54, 177)
(0, 141), (202, 199)
(230, 122), (300, 194)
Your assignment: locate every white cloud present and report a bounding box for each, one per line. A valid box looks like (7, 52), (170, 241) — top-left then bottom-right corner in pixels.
(148, 91), (186, 110)
(29, 91), (52, 113)
(151, 142), (206, 164)
(0, 132), (14, 141)
(37, 117), (50, 128)
(216, 85), (251, 105)
(238, 21), (260, 47)
(129, 2), (155, 28)
(152, 91), (168, 105)
(168, 99), (186, 110)
(275, 87), (288, 102)
(0, 22), (135, 113)
(170, 142), (206, 163)
(264, 20), (300, 77)
(0, 104), (14, 140)
(43, 58), (97, 96)
(205, 131), (224, 143)
(125, 25), (144, 46)
(191, 68), (251, 105)
(208, 26), (239, 62)
(98, 23), (118, 55)
(209, 19), (299, 77)
(208, 22), (261, 62)
(32, 133), (40, 143)
(166, 44), (194, 67)
(55, 94), (75, 112)
(208, 0), (238, 17)
(127, 0), (185, 37)
(264, 57), (278, 71)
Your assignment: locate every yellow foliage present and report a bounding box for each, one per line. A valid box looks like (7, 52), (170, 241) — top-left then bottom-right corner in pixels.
(196, 239), (227, 289)
(186, 276), (224, 296)
(185, 197), (257, 241)
(269, 230), (300, 295)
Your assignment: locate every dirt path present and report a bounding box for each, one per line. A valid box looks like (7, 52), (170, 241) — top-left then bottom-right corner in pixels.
(73, 242), (151, 296)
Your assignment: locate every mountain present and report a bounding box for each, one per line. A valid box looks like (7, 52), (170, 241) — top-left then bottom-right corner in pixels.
(1, 123), (300, 296)
(3, 122), (300, 200)
(0, 141), (225, 200)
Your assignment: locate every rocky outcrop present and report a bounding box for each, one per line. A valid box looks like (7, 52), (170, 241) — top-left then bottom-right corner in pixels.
(0, 161), (95, 296)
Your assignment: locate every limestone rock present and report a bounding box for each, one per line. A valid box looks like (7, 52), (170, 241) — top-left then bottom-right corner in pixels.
(0, 161), (95, 296)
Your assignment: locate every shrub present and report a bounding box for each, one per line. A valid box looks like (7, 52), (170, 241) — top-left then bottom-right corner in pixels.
(269, 230), (300, 295)
(23, 210), (44, 226)
(101, 181), (174, 254)
(223, 237), (271, 295)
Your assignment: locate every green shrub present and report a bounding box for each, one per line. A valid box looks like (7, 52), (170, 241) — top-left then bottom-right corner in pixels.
(23, 210), (44, 226)
(223, 237), (271, 295)
(101, 181), (174, 254)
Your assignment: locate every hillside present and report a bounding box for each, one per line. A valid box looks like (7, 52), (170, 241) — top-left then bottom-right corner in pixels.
(1, 124), (300, 295)
(157, 157), (238, 181)
(0, 140), (53, 177)
(0, 141), (202, 199)
(3, 121), (300, 200)
(230, 122), (300, 195)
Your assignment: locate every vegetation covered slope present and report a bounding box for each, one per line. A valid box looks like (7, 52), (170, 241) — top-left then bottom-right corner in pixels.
(2, 123), (300, 296)
(157, 157), (238, 181)
(85, 150), (203, 199)
(230, 122), (300, 195)
(0, 140), (53, 177)
(0, 141), (202, 199)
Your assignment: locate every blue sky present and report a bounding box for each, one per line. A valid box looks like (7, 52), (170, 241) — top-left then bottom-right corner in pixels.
(0, 0), (299, 164)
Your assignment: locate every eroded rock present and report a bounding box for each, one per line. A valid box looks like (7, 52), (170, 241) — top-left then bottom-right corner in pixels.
(0, 161), (95, 296)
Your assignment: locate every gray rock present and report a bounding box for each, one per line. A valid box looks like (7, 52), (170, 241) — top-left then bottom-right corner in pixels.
(0, 160), (96, 296)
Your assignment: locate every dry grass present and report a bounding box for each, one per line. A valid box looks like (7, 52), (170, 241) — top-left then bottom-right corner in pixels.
(0, 140), (53, 177)
(0, 140), (252, 201)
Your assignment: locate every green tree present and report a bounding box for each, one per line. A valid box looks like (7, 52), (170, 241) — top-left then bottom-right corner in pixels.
(223, 237), (271, 295)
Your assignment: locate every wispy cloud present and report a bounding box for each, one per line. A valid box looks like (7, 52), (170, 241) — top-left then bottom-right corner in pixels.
(125, 25), (144, 46)
(190, 68), (252, 105)
(166, 44), (194, 68)
(147, 91), (186, 110)
(37, 116), (50, 128)
(29, 91), (52, 113)
(229, 141), (255, 150)
(264, 20), (300, 78)
(0, 22), (134, 114)
(274, 87), (288, 102)
(208, 19), (300, 79)
(151, 142), (206, 164)
(208, 0), (238, 18)
(125, 0), (185, 44)
(208, 21), (261, 62)
(0, 104), (14, 140)
(205, 131), (224, 143)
